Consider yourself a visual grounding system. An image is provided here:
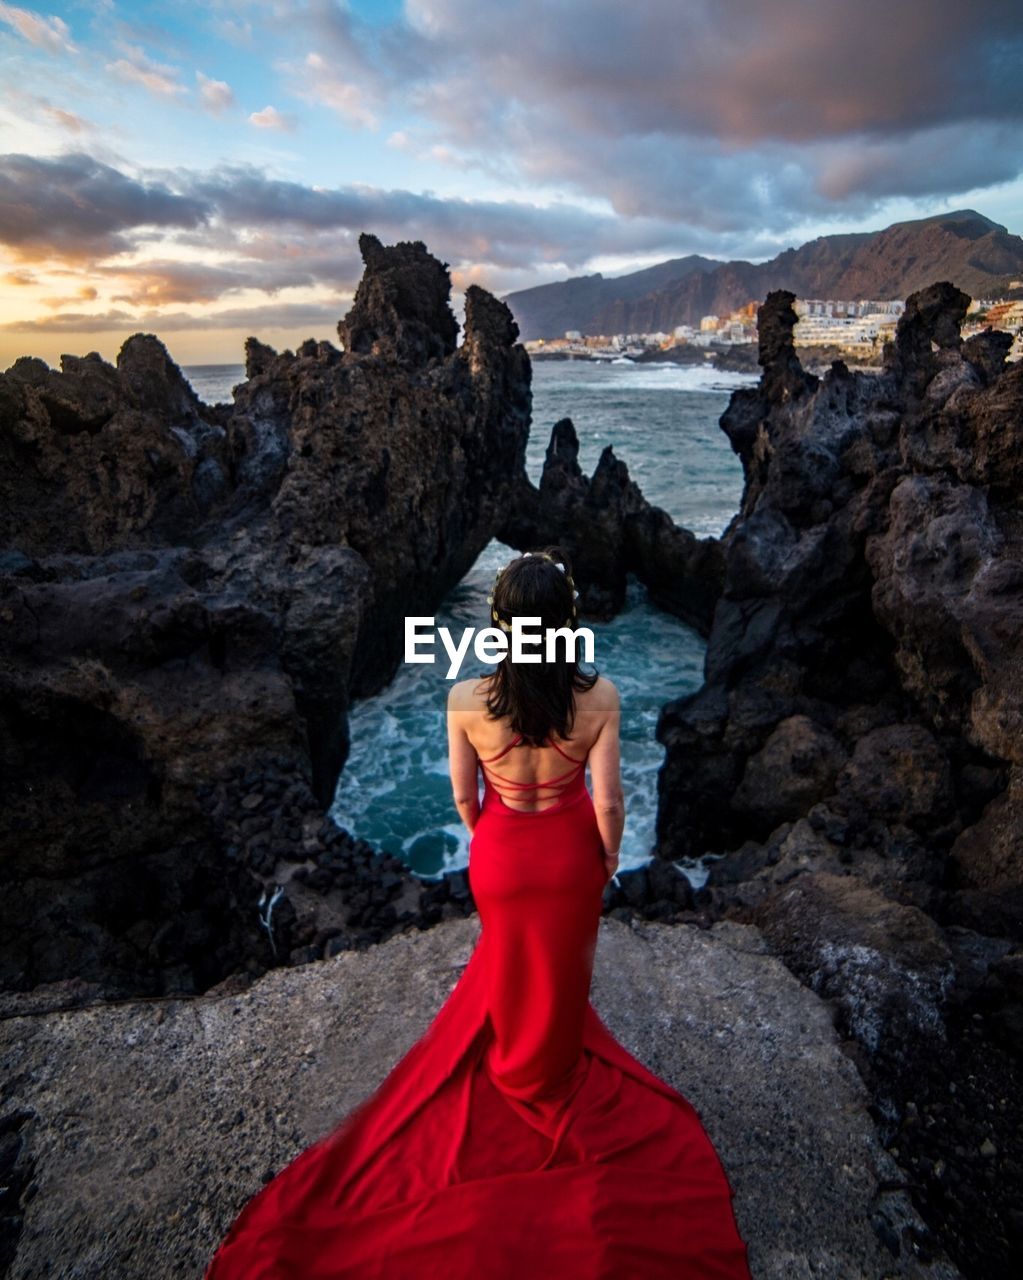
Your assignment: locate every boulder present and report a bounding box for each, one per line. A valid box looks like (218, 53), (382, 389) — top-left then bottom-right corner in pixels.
(732, 713), (847, 825)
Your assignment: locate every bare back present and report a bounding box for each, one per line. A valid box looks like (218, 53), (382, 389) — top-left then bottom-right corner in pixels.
(448, 674), (621, 814)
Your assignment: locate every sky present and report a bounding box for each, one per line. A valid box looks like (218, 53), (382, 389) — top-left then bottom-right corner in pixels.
(1, 0), (1021, 366)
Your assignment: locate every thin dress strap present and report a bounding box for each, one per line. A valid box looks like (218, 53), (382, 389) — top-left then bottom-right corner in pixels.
(479, 735), (524, 765)
(478, 735), (587, 803)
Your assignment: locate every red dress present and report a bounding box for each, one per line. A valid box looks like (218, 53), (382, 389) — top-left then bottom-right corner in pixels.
(204, 736), (752, 1279)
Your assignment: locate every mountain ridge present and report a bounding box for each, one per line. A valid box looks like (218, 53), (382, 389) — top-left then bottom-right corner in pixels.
(502, 210), (1023, 340)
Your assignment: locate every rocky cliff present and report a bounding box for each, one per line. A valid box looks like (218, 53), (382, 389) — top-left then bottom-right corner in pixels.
(655, 283), (1022, 912)
(0, 233), (527, 1005)
(496, 416), (724, 632)
(649, 284), (1023, 1277)
(504, 210), (1023, 339)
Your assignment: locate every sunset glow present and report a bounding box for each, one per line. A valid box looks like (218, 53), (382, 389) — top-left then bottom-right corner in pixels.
(1, 0), (1020, 366)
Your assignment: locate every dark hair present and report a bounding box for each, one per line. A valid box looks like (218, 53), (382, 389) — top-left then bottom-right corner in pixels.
(482, 545), (599, 746)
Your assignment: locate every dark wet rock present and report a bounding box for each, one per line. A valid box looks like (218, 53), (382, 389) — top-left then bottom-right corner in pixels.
(732, 713), (847, 826)
(0, 234), (527, 1004)
(497, 416), (724, 630)
(650, 282), (1023, 1277)
(757, 288), (820, 405)
(948, 768), (1023, 892)
(831, 723), (955, 832)
(0, 1105), (35, 1274)
(337, 232), (459, 366)
(655, 285), (1021, 898)
(885, 281), (971, 398)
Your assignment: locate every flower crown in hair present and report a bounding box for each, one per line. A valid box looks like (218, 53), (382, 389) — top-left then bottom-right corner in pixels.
(486, 551), (580, 632)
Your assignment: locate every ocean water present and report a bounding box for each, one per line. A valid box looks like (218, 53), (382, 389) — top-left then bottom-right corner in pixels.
(183, 359), (754, 883)
(183, 364), (248, 405)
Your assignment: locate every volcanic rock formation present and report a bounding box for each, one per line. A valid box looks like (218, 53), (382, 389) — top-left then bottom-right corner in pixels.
(645, 284), (1022, 1278)
(0, 233), (528, 1003)
(654, 285), (1022, 910)
(497, 417), (724, 633)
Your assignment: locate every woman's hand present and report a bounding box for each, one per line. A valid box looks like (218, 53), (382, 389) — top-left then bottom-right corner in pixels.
(603, 849), (619, 884)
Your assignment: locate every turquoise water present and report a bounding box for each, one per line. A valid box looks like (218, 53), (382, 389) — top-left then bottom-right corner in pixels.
(183, 359), (753, 882)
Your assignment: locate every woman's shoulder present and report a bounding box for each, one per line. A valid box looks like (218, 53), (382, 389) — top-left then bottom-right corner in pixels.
(446, 676), (490, 711)
(579, 674), (619, 710)
(567, 676), (619, 742)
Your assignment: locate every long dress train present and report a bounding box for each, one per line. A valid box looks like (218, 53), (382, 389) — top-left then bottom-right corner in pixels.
(204, 737), (752, 1278)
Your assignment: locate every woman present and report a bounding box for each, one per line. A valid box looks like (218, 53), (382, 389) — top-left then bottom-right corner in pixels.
(205, 547), (751, 1279)
(447, 547), (624, 1113)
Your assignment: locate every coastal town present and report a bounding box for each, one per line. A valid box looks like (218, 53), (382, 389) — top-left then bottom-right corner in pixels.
(525, 291), (1023, 364)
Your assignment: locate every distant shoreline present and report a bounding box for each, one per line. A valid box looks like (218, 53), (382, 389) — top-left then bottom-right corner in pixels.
(528, 343), (883, 375)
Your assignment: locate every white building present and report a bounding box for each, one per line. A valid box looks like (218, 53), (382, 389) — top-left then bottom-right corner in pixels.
(712, 322), (752, 345)
(699, 315), (719, 332)
(794, 313), (897, 346)
(796, 298), (904, 320)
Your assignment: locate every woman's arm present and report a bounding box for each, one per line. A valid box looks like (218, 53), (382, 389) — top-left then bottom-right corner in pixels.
(447, 684), (481, 835)
(588, 682), (624, 881)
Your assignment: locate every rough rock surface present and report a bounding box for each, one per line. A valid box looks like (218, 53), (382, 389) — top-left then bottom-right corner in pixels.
(0, 916), (961, 1279)
(643, 284), (1023, 1277)
(497, 416), (725, 632)
(655, 283), (1022, 901)
(0, 233), (528, 1002)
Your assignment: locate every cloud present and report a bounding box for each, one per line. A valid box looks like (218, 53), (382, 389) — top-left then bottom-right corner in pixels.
(271, 0), (421, 129)
(396, 0), (1022, 144)
(248, 105), (295, 131)
(107, 44), (186, 97)
(41, 285), (98, 308)
(196, 71), (234, 114)
(96, 245), (371, 304)
(292, 52), (378, 128)
(0, 300), (342, 334)
(0, 152), (208, 259)
(0, 2), (75, 54)
(3, 90), (94, 134)
(813, 122), (1023, 202)
(183, 163), (786, 267)
(211, 16), (252, 46)
(0, 150), (806, 283)
(43, 104), (92, 132)
(315, 0), (1023, 234)
(107, 261), (251, 306)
